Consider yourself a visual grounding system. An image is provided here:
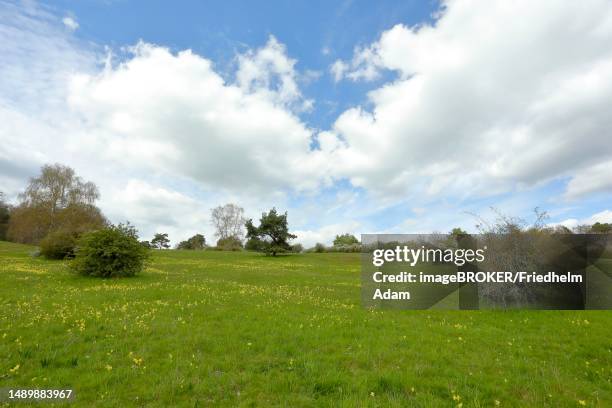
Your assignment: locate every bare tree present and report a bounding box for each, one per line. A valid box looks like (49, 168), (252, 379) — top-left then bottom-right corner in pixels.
(467, 207), (549, 307)
(19, 163), (99, 213)
(211, 203), (246, 241)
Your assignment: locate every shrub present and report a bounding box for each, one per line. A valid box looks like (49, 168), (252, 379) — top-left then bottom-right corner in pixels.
(72, 223), (149, 278)
(327, 243), (362, 253)
(39, 230), (78, 259)
(216, 236), (243, 251)
(291, 243), (304, 253)
(314, 243), (326, 253)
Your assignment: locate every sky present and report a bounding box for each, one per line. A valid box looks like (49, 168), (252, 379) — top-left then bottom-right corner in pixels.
(1, 0), (612, 247)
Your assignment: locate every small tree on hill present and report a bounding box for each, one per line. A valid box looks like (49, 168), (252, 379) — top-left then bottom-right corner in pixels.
(333, 233), (359, 246)
(177, 234), (206, 250)
(245, 208), (296, 256)
(151, 233), (170, 249)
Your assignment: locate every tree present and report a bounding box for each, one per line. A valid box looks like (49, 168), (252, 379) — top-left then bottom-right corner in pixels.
(72, 223), (149, 278)
(0, 192), (10, 241)
(333, 233), (359, 246)
(7, 164), (105, 244)
(19, 163), (99, 214)
(151, 233), (170, 249)
(245, 208), (296, 256)
(450, 227), (468, 237)
(211, 203), (246, 242)
(591, 222), (611, 234)
(177, 234), (206, 250)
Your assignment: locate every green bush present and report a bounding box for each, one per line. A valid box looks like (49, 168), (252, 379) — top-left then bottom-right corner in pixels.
(216, 236), (243, 251)
(290, 243), (304, 253)
(72, 223), (149, 278)
(40, 230), (77, 259)
(314, 243), (326, 253)
(326, 243), (362, 253)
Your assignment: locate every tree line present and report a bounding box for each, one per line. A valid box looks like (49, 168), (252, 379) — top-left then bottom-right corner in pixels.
(1, 164), (362, 259)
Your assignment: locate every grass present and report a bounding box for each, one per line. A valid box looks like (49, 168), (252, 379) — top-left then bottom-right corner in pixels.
(0, 241), (610, 407)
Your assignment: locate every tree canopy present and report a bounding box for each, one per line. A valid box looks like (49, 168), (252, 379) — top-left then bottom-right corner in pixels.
(591, 222), (611, 234)
(177, 234), (206, 250)
(333, 233), (359, 246)
(151, 233), (170, 249)
(245, 208), (296, 256)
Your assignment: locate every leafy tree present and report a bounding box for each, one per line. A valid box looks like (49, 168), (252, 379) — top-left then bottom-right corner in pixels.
(140, 240), (153, 249)
(245, 208), (296, 256)
(450, 227), (468, 237)
(151, 233), (170, 249)
(333, 233), (359, 246)
(177, 234), (206, 250)
(7, 164), (105, 244)
(72, 223), (149, 278)
(591, 222), (611, 234)
(211, 203), (246, 242)
(0, 192), (10, 241)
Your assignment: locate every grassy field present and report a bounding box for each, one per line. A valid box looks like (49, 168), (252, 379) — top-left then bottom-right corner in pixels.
(0, 241), (610, 407)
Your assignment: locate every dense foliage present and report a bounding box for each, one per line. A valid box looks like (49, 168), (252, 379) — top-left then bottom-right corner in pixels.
(245, 208), (296, 256)
(7, 164), (106, 244)
(333, 233), (359, 246)
(39, 230), (78, 259)
(72, 224), (149, 278)
(177, 234), (206, 250)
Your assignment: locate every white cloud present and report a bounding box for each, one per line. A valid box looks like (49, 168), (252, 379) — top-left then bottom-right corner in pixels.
(236, 35), (313, 111)
(62, 16), (78, 31)
(551, 209), (612, 229)
(67, 40), (330, 194)
(331, 44), (382, 82)
(330, 60), (347, 82)
(586, 210), (612, 224)
(564, 161), (612, 199)
(0, 3), (328, 242)
(327, 0), (612, 199)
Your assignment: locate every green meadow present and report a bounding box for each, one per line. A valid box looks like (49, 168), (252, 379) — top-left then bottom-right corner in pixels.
(0, 241), (610, 407)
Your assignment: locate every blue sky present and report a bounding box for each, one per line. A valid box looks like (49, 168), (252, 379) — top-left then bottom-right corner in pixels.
(1, 0), (612, 246)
